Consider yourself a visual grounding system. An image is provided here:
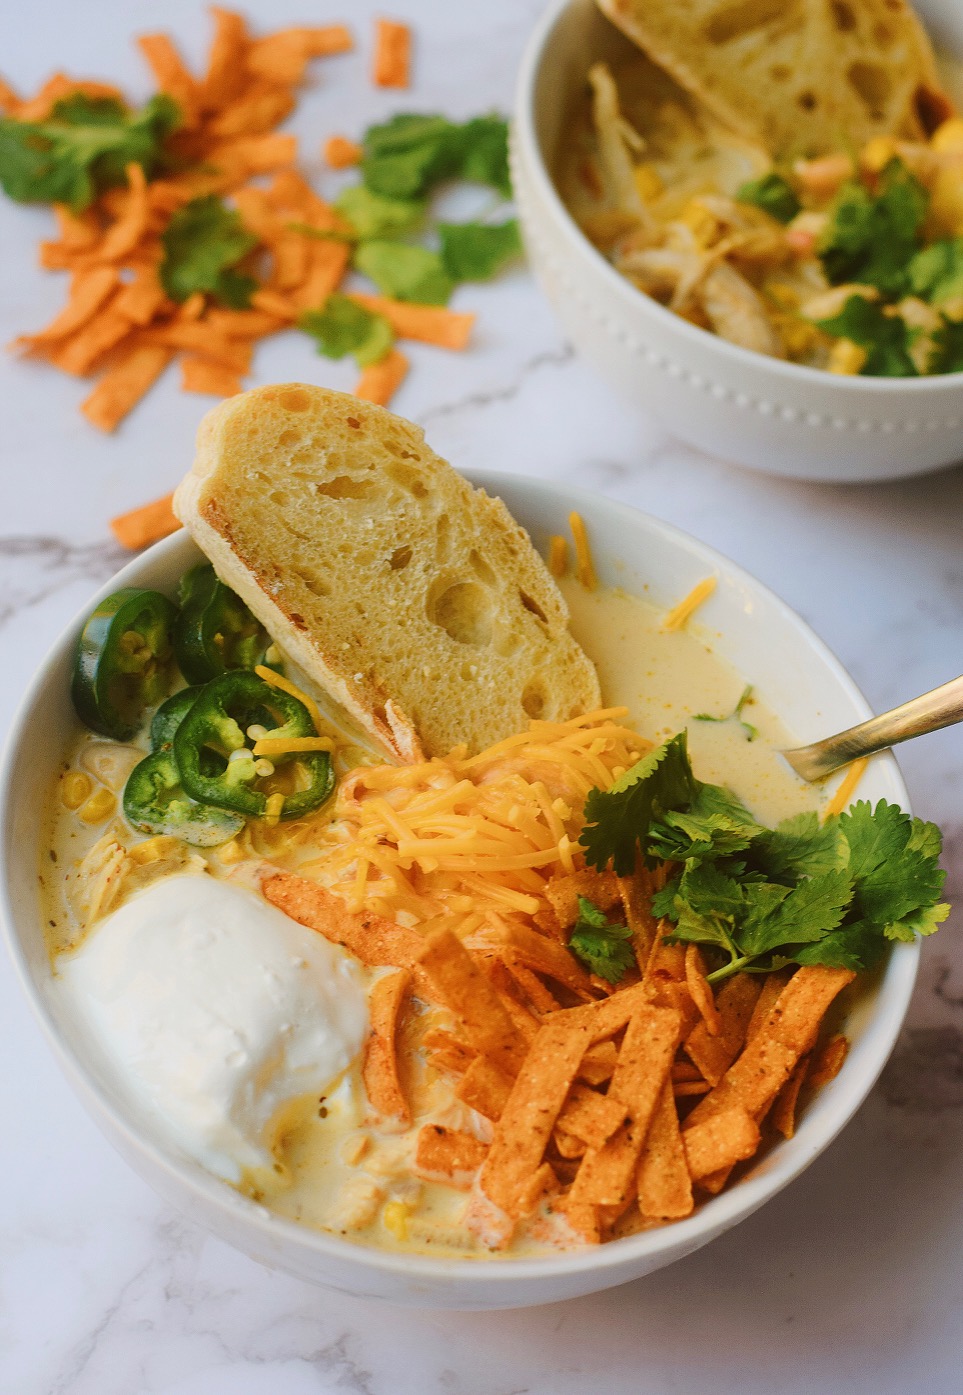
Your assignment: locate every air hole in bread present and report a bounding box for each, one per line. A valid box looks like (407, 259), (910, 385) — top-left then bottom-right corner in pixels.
(278, 429), (301, 448)
(521, 680), (547, 719)
(702, 0), (791, 45)
(798, 90), (817, 111)
(435, 514), (451, 562)
(494, 626), (520, 658)
(387, 461), (429, 497)
(460, 662), (478, 682)
(278, 389), (310, 412)
(389, 545), (413, 571)
(427, 580), (495, 647)
(518, 590), (548, 624)
(847, 61), (891, 118)
(346, 416), (361, 429)
(874, 21), (894, 47)
(830, 0), (856, 33)
(770, 63), (790, 80)
(293, 567), (331, 599)
(316, 475), (374, 500)
(469, 550), (497, 585)
(270, 490), (290, 507)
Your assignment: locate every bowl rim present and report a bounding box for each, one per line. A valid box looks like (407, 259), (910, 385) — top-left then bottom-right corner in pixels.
(0, 470), (919, 1291)
(513, 0), (963, 394)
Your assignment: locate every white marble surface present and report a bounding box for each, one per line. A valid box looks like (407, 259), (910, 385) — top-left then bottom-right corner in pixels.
(2, 1), (963, 1390)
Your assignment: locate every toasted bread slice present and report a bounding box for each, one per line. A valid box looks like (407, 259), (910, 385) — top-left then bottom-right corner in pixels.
(596, 0), (945, 157)
(173, 384), (601, 762)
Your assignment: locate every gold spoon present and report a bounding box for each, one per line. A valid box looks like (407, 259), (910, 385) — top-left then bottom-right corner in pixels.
(782, 675), (963, 782)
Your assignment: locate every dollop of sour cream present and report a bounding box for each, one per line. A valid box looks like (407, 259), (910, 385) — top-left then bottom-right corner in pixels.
(56, 874), (368, 1182)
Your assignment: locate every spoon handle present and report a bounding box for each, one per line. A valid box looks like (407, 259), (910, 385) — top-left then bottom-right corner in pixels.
(782, 675), (963, 782)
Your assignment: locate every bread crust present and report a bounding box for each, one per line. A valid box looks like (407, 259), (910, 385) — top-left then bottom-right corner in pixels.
(174, 384), (601, 762)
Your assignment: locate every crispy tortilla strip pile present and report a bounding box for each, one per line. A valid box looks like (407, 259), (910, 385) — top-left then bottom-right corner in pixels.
(261, 710), (855, 1247)
(3, 13), (475, 431)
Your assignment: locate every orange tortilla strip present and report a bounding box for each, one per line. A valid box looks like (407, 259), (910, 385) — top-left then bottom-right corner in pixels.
(13, 266), (118, 347)
(638, 1081), (693, 1220)
(113, 267), (168, 327)
(455, 1053), (514, 1119)
(349, 293), (475, 350)
(324, 134), (362, 168)
(209, 85), (295, 139)
(807, 1032), (849, 1090)
(485, 921), (596, 998)
(181, 355), (243, 397)
(417, 929), (526, 1075)
(683, 1104), (760, 1181)
(545, 867), (620, 928)
(685, 944), (722, 1036)
(97, 163), (149, 262)
(556, 1083), (628, 1149)
(49, 303), (133, 376)
(685, 972), (762, 1087)
(617, 865), (661, 968)
(80, 344), (173, 432)
(362, 969), (410, 1125)
(354, 347), (410, 406)
(499, 953), (561, 1014)
(421, 1027), (475, 1075)
(201, 7), (250, 111)
(262, 872), (423, 968)
(109, 491), (181, 550)
(414, 1125), (488, 1187)
(746, 967), (792, 1041)
(373, 19), (412, 88)
(771, 1055), (810, 1140)
(578, 1039), (618, 1085)
(137, 33), (199, 124)
(290, 241), (352, 312)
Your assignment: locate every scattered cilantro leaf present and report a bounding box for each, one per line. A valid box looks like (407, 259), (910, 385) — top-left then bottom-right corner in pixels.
(438, 219), (522, 281)
(334, 185), (425, 240)
(353, 239), (453, 304)
(568, 897), (635, 984)
(0, 92), (179, 212)
(750, 811), (841, 883)
(908, 237), (963, 306)
(818, 159), (928, 297)
(815, 294), (918, 377)
(739, 870), (852, 957)
(694, 683), (758, 740)
(736, 172), (800, 224)
(160, 194), (257, 308)
(455, 115), (512, 197)
(360, 112), (511, 200)
(794, 917), (886, 971)
(928, 315), (963, 374)
(580, 732), (697, 875)
(299, 294), (394, 367)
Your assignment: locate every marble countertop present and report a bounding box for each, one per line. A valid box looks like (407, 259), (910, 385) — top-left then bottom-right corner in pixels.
(2, 1), (962, 1391)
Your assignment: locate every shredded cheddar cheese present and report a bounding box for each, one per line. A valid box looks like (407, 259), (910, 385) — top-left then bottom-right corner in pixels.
(568, 512), (597, 590)
(255, 664), (327, 737)
(823, 757), (869, 819)
(662, 576), (717, 632)
(252, 736), (336, 757)
(548, 534), (568, 578)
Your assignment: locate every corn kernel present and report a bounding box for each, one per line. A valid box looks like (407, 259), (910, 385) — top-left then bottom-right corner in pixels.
(218, 838), (244, 864)
(129, 835), (175, 865)
(382, 1200), (410, 1242)
(679, 199), (718, 247)
(263, 792), (285, 827)
(78, 787), (116, 824)
(929, 164), (963, 236)
(61, 770), (92, 809)
(828, 338), (867, 375)
(861, 136), (899, 172)
(633, 161), (663, 201)
(932, 118), (963, 154)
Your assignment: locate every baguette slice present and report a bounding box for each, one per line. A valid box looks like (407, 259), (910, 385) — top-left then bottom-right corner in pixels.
(173, 384), (601, 762)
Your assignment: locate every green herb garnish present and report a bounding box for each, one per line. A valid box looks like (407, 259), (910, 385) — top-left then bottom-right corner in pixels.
(353, 239), (453, 305)
(818, 159), (928, 298)
(928, 315), (963, 374)
(568, 897), (635, 984)
(694, 684), (758, 741)
(438, 219), (522, 281)
(735, 172), (800, 224)
(814, 294), (919, 377)
(908, 237), (963, 306)
(159, 194), (257, 308)
(360, 112), (510, 200)
(334, 185), (425, 240)
(299, 294), (394, 367)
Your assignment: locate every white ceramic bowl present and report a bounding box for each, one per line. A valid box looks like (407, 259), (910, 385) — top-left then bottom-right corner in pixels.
(0, 473), (918, 1308)
(512, 0), (963, 482)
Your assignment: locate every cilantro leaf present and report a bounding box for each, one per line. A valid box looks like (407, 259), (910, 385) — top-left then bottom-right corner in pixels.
(818, 159), (928, 296)
(928, 315), (963, 374)
(794, 917), (886, 971)
(908, 237), (963, 306)
(568, 897), (635, 984)
(160, 195), (257, 308)
(580, 732), (698, 875)
(360, 112), (511, 200)
(694, 683), (757, 740)
(299, 294), (394, 367)
(335, 185), (425, 240)
(438, 220), (522, 281)
(739, 869), (852, 957)
(736, 172), (800, 224)
(454, 115), (512, 197)
(815, 295), (918, 377)
(0, 92), (179, 212)
(353, 239), (453, 304)
(750, 811), (841, 883)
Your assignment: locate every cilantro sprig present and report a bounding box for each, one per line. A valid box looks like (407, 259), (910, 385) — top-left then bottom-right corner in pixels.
(814, 295), (919, 377)
(299, 294), (394, 367)
(0, 92), (179, 212)
(818, 159), (928, 298)
(736, 172), (800, 225)
(694, 683), (758, 741)
(568, 897), (635, 984)
(579, 732), (948, 982)
(159, 194), (258, 308)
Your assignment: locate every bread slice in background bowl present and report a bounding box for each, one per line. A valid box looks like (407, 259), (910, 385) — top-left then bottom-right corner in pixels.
(0, 470), (918, 1307)
(512, 0), (963, 482)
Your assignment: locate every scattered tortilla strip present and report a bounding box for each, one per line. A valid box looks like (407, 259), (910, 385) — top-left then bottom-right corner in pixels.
(578, 1039), (618, 1085)
(556, 1083), (628, 1149)
(0, 77), (21, 114)
(560, 1005), (681, 1228)
(477, 1013), (597, 1221)
(113, 268), (168, 327)
(18, 74), (123, 123)
(262, 871), (423, 968)
(685, 972), (761, 1087)
(137, 33), (199, 124)
(421, 1027), (475, 1075)
(202, 308), (288, 340)
(80, 343), (173, 432)
(685, 944), (722, 1037)
(638, 1081), (693, 1220)
(52, 305), (133, 376)
(683, 1104), (760, 1181)
(771, 1055), (810, 1140)
(53, 205), (102, 252)
(673, 1079), (711, 1097)
(97, 164), (149, 262)
(617, 865), (661, 969)
(354, 347), (410, 406)
(13, 267), (118, 348)
(362, 969), (411, 1125)
(486, 920), (596, 998)
(147, 322), (252, 368)
(418, 929), (526, 1075)
(209, 133), (299, 177)
(455, 1053), (514, 1120)
(662, 576), (717, 632)
(210, 85), (295, 139)
(325, 134), (362, 168)
(554, 1128), (587, 1160)
(746, 967), (793, 1043)
(373, 19), (412, 89)
(349, 294), (475, 350)
(181, 355), (243, 397)
(200, 7), (250, 111)
(824, 758), (869, 819)
(109, 490), (180, 550)
(807, 1033), (849, 1090)
(545, 868), (620, 929)
(500, 953), (561, 1013)
(414, 1125), (488, 1187)
(548, 535), (568, 578)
